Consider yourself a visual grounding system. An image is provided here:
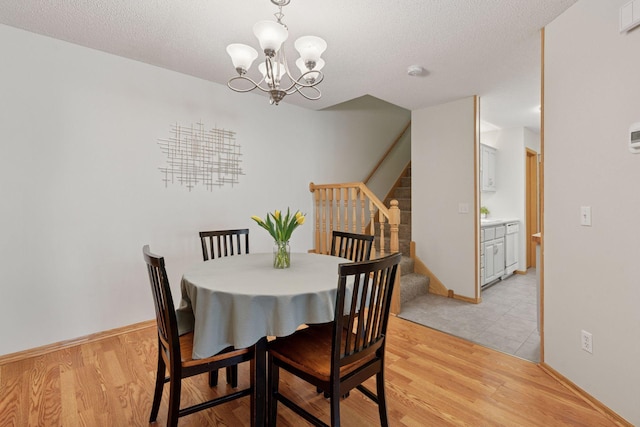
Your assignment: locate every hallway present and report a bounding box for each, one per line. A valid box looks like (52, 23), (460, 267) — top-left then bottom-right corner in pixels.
(399, 269), (540, 362)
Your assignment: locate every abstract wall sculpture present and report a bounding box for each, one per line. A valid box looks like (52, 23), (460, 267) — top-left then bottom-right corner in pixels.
(158, 122), (244, 191)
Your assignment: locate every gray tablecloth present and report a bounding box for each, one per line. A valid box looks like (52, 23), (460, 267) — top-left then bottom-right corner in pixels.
(176, 252), (349, 359)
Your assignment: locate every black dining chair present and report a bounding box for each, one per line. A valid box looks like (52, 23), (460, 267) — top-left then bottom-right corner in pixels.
(198, 228), (250, 387)
(267, 252), (402, 427)
(143, 245), (255, 427)
(330, 230), (374, 262)
(315, 230), (376, 399)
(199, 228), (250, 261)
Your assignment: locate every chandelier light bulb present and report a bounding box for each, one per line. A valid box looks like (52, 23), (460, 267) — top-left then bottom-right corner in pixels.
(296, 58), (324, 83)
(226, 44), (259, 74)
(259, 60), (287, 85)
(253, 20), (288, 56)
(296, 57), (324, 73)
(294, 36), (327, 64)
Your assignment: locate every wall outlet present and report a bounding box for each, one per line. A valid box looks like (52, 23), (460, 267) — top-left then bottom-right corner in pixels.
(581, 330), (593, 354)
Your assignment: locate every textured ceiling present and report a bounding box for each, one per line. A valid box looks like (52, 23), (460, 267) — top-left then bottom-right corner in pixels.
(0, 0), (577, 131)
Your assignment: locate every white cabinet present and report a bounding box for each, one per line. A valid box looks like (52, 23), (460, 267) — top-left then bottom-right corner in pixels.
(480, 144), (497, 192)
(484, 238), (505, 283)
(481, 224), (505, 286)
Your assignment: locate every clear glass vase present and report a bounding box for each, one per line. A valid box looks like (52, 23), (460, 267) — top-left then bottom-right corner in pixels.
(273, 240), (291, 269)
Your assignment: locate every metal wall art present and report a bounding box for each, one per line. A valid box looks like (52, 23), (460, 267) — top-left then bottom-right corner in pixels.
(158, 122), (244, 191)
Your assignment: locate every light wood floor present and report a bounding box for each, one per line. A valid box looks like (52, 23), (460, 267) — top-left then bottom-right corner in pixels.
(0, 316), (621, 426)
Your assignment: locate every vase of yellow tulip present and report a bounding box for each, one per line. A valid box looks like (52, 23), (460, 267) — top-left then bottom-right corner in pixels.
(251, 208), (305, 269)
(272, 240), (291, 269)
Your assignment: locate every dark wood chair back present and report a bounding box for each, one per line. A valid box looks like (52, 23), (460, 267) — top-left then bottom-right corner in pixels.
(143, 245), (179, 365)
(143, 245), (254, 426)
(199, 229), (249, 261)
(267, 252), (401, 426)
(334, 252), (400, 368)
(330, 230), (374, 262)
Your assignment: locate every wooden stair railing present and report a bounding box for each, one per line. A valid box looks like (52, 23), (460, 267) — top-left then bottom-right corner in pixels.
(309, 182), (400, 258)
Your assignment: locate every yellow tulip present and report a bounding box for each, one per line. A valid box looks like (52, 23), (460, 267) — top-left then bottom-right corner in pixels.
(274, 210), (281, 220)
(251, 215), (264, 224)
(296, 215), (305, 225)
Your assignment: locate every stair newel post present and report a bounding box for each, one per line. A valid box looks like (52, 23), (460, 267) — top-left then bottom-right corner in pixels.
(389, 199), (400, 254)
(385, 198), (402, 315)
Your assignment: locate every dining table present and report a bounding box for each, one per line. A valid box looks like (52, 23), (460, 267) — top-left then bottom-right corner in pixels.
(175, 252), (351, 426)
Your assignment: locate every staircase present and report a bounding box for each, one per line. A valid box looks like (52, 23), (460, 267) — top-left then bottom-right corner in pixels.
(383, 166), (431, 307)
(308, 163), (431, 310)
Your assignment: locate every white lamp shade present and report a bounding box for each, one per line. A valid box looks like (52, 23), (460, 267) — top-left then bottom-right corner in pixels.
(226, 44), (258, 72)
(296, 57), (324, 74)
(253, 20), (288, 53)
(258, 61), (287, 83)
(294, 36), (327, 63)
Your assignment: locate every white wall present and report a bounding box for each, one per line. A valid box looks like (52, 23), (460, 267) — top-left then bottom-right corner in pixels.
(412, 97), (477, 298)
(545, 0), (640, 424)
(0, 24), (409, 356)
(524, 127), (540, 153)
(480, 129), (524, 220)
(324, 95), (411, 201)
(366, 127), (411, 201)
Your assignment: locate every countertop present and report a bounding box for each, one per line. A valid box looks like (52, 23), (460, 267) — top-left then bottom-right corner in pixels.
(480, 218), (519, 227)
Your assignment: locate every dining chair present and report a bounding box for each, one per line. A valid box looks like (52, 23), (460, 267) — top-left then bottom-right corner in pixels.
(267, 252), (402, 427)
(330, 230), (374, 262)
(143, 245), (255, 427)
(320, 230), (375, 399)
(198, 228), (249, 387)
(199, 228), (250, 260)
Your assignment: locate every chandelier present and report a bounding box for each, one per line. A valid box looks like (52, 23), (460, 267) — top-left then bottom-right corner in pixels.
(226, 0), (327, 105)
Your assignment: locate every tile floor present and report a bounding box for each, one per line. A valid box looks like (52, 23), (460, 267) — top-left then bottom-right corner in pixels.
(398, 268), (540, 362)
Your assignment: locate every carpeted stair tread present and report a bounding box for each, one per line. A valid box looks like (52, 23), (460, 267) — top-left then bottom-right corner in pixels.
(399, 273), (430, 305)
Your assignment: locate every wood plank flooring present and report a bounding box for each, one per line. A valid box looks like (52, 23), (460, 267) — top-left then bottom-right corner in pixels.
(0, 316), (623, 426)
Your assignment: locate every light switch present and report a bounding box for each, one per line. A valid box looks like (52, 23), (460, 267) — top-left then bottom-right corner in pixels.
(580, 206), (592, 226)
(458, 203), (469, 214)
